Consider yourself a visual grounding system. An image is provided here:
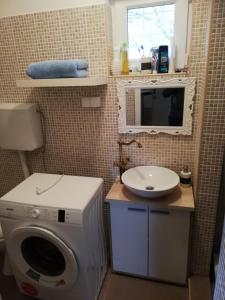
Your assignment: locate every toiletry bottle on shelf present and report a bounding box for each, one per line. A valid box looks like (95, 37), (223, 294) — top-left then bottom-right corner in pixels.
(169, 37), (175, 73)
(157, 45), (169, 73)
(180, 166), (192, 187)
(120, 43), (129, 75)
(150, 47), (158, 74)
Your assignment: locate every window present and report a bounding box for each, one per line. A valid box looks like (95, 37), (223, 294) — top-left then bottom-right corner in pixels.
(127, 4), (175, 59)
(112, 0), (191, 69)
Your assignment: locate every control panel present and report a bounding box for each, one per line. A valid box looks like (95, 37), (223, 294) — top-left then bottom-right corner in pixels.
(0, 202), (81, 224)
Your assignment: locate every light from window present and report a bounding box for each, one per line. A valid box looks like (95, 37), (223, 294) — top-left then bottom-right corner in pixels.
(127, 4), (175, 59)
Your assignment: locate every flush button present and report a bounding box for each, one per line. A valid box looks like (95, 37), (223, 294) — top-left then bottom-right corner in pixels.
(31, 208), (40, 219)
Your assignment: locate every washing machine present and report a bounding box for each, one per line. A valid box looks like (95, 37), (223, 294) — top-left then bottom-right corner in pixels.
(0, 173), (107, 300)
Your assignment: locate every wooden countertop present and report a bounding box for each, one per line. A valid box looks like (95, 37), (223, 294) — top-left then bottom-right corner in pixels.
(105, 182), (195, 212)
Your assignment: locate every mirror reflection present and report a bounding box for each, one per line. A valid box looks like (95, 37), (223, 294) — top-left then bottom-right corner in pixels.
(126, 88), (185, 127)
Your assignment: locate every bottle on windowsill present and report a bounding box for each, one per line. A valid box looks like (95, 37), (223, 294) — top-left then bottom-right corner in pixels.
(157, 45), (169, 73)
(120, 42), (129, 75)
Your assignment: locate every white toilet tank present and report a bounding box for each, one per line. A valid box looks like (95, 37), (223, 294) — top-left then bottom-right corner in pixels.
(0, 103), (43, 151)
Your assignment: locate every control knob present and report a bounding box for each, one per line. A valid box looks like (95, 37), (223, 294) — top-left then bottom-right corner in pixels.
(31, 208), (40, 219)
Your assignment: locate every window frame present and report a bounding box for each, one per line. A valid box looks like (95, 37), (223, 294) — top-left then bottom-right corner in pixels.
(112, 0), (191, 69)
(127, 2), (175, 60)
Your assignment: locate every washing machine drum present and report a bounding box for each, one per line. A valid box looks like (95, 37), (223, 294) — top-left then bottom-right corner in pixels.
(6, 226), (78, 289)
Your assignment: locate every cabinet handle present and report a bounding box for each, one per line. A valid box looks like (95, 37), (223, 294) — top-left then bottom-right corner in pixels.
(150, 209), (170, 215)
(128, 207), (146, 212)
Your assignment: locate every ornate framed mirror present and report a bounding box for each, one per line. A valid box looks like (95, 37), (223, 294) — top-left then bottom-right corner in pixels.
(117, 77), (195, 135)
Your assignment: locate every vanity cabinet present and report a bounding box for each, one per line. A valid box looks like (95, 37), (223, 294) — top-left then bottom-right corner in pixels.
(110, 202), (148, 276)
(148, 208), (190, 284)
(107, 183), (194, 285)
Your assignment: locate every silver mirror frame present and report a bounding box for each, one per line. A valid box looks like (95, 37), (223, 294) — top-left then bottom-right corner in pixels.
(117, 77), (196, 135)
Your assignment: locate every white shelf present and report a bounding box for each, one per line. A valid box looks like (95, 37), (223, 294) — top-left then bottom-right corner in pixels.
(16, 76), (108, 88)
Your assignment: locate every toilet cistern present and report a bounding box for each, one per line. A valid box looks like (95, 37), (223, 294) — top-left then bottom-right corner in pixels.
(114, 139), (142, 183)
(0, 103), (43, 178)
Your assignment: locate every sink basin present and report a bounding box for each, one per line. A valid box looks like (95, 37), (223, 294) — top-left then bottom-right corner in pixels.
(121, 166), (180, 198)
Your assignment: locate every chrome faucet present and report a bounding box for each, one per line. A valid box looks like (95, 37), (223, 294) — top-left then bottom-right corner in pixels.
(114, 139), (143, 183)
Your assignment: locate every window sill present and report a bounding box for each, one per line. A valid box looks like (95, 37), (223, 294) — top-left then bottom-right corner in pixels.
(109, 72), (187, 78)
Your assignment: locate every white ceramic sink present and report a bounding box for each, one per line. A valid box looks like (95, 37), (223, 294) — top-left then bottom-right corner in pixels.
(121, 166), (179, 198)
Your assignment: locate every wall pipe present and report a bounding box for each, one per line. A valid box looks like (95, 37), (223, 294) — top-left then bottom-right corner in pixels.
(18, 151), (30, 178)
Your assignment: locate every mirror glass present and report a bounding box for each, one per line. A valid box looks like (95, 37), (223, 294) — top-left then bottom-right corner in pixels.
(117, 78), (195, 135)
(126, 87), (185, 127)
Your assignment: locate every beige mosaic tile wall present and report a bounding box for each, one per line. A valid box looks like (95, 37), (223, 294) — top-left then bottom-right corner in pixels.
(0, 4), (112, 195)
(189, 0), (213, 195)
(0, 1), (224, 276)
(126, 89), (135, 125)
(195, 0), (225, 277)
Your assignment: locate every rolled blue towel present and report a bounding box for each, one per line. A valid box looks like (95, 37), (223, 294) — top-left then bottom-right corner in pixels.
(26, 60), (88, 79)
(73, 69), (88, 78)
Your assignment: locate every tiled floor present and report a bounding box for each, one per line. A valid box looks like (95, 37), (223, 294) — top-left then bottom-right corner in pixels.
(99, 272), (188, 300)
(188, 276), (211, 300)
(0, 254), (188, 300)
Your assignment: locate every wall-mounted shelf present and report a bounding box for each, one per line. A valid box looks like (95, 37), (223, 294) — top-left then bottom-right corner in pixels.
(16, 76), (108, 88)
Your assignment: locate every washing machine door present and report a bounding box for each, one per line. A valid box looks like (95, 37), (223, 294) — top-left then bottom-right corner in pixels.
(6, 226), (78, 289)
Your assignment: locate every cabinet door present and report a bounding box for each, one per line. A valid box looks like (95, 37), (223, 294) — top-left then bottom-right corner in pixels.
(110, 202), (148, 277)
(148, 209), (190, 284)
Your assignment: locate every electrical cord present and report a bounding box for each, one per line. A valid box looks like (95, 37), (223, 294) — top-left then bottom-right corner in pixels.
(36, 174), (64, 195)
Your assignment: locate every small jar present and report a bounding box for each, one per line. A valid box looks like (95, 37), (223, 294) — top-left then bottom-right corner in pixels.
(180, 166), (191, 187)
(141, 57), (152, 74)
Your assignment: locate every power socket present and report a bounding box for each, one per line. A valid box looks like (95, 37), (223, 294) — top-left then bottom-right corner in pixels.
(81, 97), (101, 108)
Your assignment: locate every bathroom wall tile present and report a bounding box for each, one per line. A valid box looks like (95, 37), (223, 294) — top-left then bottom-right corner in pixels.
(189, 0), (212, 198)
(0, 18), (19, 97)
(10, 14), (42, 79)
(58, 7), (89, 61)
(191, 0), (225, 276)
(0, 150), (24, 196)
(84, 5), (110, 76)
(32, 11), (64, 61)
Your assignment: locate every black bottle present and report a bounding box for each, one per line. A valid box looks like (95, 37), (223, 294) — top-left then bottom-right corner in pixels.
(157, 45), (169, 73)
